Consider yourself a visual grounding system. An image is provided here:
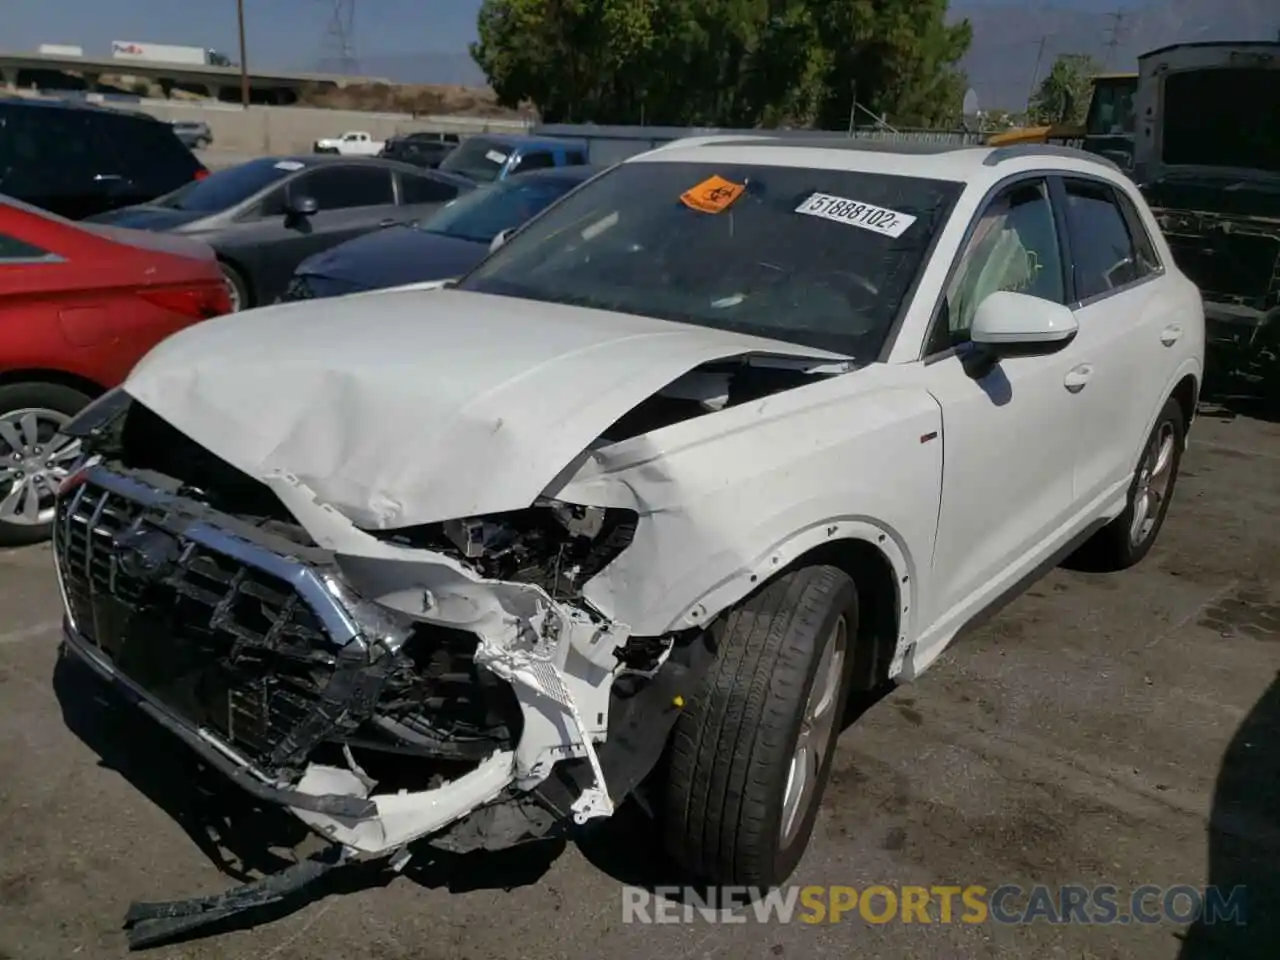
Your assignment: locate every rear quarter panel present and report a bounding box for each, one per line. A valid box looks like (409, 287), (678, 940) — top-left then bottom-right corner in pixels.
(1, 230), (225, 390)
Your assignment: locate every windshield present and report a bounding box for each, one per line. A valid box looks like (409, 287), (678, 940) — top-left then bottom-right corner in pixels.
(155, 157), (295, 212)
(438, 137), (512, 183)
(420, 175), (583, 243)
(1161, 68), (1280, 174)
(1084, 77), (1137, 136)
(457, 160), (962, 359)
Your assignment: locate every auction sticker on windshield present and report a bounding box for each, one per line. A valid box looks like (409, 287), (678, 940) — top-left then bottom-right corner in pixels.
(681, 175), (746, 214)
(794, 193), (916, 238)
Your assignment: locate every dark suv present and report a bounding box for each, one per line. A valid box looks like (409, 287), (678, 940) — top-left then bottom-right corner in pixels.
(379, 131), (460, 168)
(0, 97), (208, 220)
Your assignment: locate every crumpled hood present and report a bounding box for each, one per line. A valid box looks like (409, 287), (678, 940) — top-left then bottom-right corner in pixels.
(296, 226), (486, 292)
(123, 287), (849, 530)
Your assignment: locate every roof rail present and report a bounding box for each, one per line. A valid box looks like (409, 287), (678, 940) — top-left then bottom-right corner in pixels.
(982, 143), (1123, 172)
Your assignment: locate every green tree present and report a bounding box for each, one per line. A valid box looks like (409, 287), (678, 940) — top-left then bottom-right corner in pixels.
(470, 0), (973, 129)
(1027, 53), (1100, 126)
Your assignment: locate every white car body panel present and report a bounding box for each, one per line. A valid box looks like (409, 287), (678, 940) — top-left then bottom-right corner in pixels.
(64, 138), (1206, 858)
(552, 364), (941, 637)
(123, 288), (849, 531)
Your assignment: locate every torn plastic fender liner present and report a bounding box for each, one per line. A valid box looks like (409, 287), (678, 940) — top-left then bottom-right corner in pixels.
(267, 473), (631, 817)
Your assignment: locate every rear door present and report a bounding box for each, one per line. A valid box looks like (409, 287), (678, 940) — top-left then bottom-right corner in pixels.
(1053, 175), (1176, 509)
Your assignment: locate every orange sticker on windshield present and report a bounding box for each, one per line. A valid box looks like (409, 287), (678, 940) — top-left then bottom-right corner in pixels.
(680, 175), (746, 214)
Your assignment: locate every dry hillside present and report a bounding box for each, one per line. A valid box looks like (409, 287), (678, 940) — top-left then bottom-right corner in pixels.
(300, 82), (534, 118)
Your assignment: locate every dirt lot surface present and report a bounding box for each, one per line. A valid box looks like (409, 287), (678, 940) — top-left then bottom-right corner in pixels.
(0, 405), (1276, 960)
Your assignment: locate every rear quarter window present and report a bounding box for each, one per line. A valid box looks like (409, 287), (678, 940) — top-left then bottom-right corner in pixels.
(99, 114), (203, 195)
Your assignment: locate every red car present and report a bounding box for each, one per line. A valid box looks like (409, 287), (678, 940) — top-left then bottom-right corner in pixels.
(0, 195), (231, 545)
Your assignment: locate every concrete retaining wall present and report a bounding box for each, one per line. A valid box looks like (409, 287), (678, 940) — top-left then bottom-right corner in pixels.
(127, 99), (531, 155)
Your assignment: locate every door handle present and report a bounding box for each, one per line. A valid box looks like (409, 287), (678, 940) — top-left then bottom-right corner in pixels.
(1160, 323), (1182, 346)
(378, 218), (398, 227)
(1064, 364), (1093, 393)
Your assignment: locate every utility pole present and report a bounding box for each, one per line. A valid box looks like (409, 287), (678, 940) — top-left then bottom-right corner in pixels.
(1102, 11), (1126, 70)
(1026, 35), (1047, 113)
(237, 0), (250, 107)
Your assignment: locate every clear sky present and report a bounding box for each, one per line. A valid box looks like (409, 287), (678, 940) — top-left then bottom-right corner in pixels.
(5, 0), (485, 71)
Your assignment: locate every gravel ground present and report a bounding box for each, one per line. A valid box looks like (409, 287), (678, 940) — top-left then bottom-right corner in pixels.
(0, 404), (1277, 960)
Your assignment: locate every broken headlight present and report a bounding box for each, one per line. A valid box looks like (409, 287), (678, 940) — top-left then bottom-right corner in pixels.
(391, 500), (638, 600)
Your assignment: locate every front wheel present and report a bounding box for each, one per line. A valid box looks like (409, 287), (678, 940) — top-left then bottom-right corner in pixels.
(661, 565), (858, 887)
(0, 383), (93, 547)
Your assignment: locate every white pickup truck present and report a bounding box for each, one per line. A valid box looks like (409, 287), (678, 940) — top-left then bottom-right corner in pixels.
(312, 130), (385, 156)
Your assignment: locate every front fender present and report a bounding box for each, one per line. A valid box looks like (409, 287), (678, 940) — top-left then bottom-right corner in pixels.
(557, 371), (943, 640)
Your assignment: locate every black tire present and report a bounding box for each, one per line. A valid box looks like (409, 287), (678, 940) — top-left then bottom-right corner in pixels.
(1073, 396), (1186, 572)
(661, 564), (858, 887)
(0, 382), (94, 547)
(218, 259), (250, 311)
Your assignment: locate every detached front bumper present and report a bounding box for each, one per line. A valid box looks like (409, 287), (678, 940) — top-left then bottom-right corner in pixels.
(60, 614), (518, 855)
(49, 465), (544, 855)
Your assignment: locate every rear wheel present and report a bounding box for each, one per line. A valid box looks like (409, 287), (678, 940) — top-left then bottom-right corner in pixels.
(1073, 397), (1185, 571)
(0, 383), (92, 547)
(219, 260), (249, 311)
(661, 565), (858, 887)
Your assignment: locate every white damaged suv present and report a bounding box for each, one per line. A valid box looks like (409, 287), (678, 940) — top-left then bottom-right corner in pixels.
(53, 137), (1204, 896)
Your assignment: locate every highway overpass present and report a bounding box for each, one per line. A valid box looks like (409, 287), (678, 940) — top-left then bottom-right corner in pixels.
(0, 50), (390, 104)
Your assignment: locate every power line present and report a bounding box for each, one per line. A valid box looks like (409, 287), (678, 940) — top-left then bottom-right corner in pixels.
(1025, 35), (1048, 112)
(1102, 10), (1126, 69)
(320, 0), (358, 75)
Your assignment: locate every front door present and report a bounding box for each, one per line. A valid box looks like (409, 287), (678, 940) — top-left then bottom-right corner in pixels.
(916, 176), (1085, 634)
(251, 164), (400, 301)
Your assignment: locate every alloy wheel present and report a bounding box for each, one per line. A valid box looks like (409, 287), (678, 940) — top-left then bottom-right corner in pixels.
(780, 616), (847, 846)
(0, 408), (82, 527)
(1129, 419), (1176, 548)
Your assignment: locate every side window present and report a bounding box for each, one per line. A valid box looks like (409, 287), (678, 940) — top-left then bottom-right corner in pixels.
(513, 151), (556, 172)
(1062, 178), (1150, 300)
(292, 166), (394, 210)
(400, 173), (459, 205)
(101, 116), (202, 191)
(1113, 188), (1161, 277)
(0, 232), (52, 260)
(256, 185), (288, 218)
(930, 178), (1065, 353)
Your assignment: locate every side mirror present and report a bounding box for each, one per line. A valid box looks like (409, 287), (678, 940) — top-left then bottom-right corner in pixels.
(970, 290), (1078, 357)
(288, 195), (319, 217)
(489, 227), (513, 253)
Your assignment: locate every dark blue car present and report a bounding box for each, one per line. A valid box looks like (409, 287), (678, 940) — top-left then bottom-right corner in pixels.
(436, 133), (589, 184)
(280, 165), (599, 301)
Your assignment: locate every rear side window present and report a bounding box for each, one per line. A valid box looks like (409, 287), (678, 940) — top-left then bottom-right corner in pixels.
(513, 151), (556, 172)
(294, 166), (394, 209)
(1062, 178), (1154, 300)
(97, 114), (203, 194)
(0, 233), (52, 259)
(400, 173), (460, 205)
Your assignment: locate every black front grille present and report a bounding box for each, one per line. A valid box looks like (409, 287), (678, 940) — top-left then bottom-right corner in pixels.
(55, 481), (336, 772)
